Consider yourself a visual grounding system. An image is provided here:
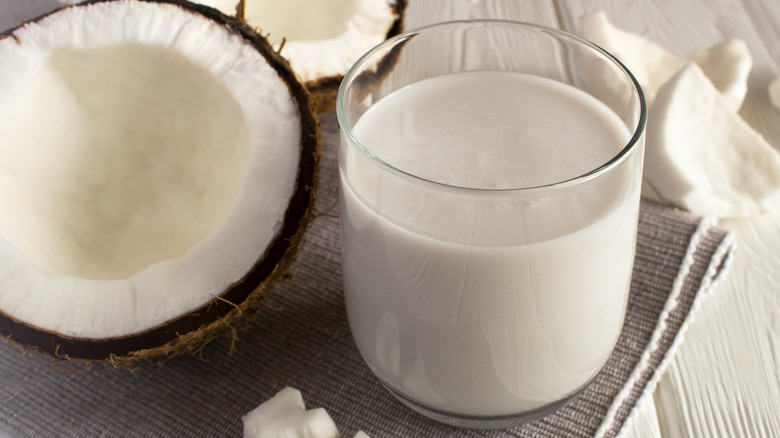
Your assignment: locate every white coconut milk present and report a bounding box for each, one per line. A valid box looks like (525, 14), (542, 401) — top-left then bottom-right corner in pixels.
(340, 71), (640, 417)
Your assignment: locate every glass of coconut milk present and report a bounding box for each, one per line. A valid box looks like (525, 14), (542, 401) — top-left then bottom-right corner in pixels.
(336, 20), (646, 429)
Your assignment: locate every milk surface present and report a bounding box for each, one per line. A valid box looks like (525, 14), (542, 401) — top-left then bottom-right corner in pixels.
(340, 71), (640, 416)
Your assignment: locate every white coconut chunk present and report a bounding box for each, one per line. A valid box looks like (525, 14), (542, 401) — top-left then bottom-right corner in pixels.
(770, 77), (780, 110)
(0, 2), (300, 338)
(354, 432), (370, 438)
(644, 63), (780, 217)
(579, 11), (752, 109)
(243, 387), (340, 438)
(687, 40), (753, 110)
(198, 0), (398, 84)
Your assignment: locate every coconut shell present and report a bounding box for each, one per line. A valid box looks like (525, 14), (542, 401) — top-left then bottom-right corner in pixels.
(233, 0), (407, 114)
(313, 0), (407, 113)
(0, 0), (320, 366)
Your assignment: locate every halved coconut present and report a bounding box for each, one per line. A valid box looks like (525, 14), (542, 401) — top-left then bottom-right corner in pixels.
(0, 0), (320, 363)
(198, 0), (406, 113)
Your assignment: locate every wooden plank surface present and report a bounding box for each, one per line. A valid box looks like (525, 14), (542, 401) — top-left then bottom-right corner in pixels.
(405, 0), (559, 29)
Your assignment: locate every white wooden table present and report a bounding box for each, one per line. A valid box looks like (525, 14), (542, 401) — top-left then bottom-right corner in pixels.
(0, 1), (777, 437)
(404, 1), (780, 437)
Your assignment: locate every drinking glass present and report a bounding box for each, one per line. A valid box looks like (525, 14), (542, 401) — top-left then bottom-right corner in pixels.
(336, 20), (646, 429)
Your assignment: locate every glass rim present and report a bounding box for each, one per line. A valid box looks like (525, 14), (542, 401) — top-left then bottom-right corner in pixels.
(336, 19), (647, 194)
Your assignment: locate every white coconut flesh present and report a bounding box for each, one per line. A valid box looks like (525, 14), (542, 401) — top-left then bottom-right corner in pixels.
(0, 2), (303, 341)
(201, 0), (399, 84)
(0, 43), (251, 280)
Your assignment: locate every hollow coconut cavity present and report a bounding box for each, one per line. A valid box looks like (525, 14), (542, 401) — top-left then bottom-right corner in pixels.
(198, 0), (406, 113)
(0, 0), (320, 364)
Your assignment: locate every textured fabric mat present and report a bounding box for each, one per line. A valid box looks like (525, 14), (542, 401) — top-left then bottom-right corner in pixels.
(0, 3), (734, 436)
(0, 109), (733, 438)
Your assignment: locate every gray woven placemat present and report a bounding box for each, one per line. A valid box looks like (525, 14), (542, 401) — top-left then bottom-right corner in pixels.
(0, 109), (733, 438)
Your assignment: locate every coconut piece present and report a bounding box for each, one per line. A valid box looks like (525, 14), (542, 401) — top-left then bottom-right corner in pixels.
(770, 77), (780, 110)
(0, 0), (319, 363)
(687, 39), (752, 110)
(197, 0), (406, 114)
(242, 387), (340, 438)
(644, 63), (780, 217)
(579, 11), (752, 109)
(354, 432), (370, 438)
